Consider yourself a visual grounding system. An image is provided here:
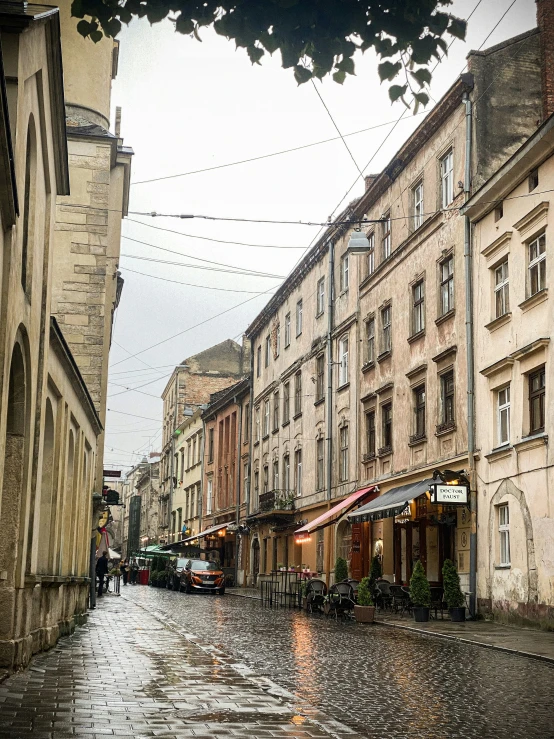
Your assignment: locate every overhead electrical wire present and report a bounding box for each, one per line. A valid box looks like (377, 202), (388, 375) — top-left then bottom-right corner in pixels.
(121, 266), (280, 294)
(107, 409), (161, 421)
(120, 252), (286, 279)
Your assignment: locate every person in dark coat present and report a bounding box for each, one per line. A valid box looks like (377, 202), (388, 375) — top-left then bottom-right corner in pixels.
(96, 551), (109, 597)
(120, 558), (130, 585)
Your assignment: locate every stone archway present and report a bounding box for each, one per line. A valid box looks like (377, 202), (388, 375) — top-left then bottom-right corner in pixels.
(488, 478), (538, 604)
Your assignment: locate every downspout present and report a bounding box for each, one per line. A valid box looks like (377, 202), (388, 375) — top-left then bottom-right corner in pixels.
(324, 240), (335, 586)
(247, 341), (254, 517)
(463, 92), (477, 619)
(235, 392), (243, 585)
(198, 413), (206, 533)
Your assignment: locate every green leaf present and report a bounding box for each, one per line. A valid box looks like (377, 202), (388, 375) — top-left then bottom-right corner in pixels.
(294, 65), (312, 85)
(336, 56), (355, 75)
(332, 69), (346, 85)
(71, 0), (85, 19)
(414, 91), (430, 107)
(448, 16), (467, 41)
(247, 45), (265, 65)
(90, 29), (103, 43)
(411, 36), (437, 65)
(175, 16), (194, 34)
(378, 60), (402, 83)
(388, 83), (407, 103)
(410, 67), (432, 88)
(259, 31), (280, 55)
(76, 19), (92, 37)
(103, 17), (122, 37)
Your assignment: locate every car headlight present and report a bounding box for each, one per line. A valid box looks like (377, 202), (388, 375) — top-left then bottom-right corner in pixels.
(192, 575), (202, 583)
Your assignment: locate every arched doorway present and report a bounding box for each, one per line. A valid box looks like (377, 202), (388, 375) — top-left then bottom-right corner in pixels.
(336, 519), (352, 576)
(251, 538), (260, 585)
(36, 399), (55, 574)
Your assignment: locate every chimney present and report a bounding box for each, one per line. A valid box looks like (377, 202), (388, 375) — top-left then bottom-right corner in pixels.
(537, 0), (554, 119)
(364, 174), (378, 191)
(114, 106), (122, 138)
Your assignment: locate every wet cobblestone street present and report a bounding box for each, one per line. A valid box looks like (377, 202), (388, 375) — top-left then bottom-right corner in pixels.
(0, 586), (553, 739)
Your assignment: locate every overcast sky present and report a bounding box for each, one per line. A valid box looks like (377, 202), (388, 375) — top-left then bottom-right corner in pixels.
(104, 0), (537, 472)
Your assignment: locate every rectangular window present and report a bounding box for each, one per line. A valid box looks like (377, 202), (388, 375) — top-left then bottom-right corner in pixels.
(529, 366), (545, 434)
(296, 299), (303, 336)
(528, 233), (546, 296)
(528, 168), (539, 192)
(365, 410), (376, 457)
(273, 390), (279, 430)
(340, 255), (349, 291)
(339, 335), (349, 386)
(440, 255), (454, 315)
(284, 312), (291, 347)
(206, 479), (213, 515)
(283, 453), (290, 492)
(256, 345), (261, 377)
(265, 334), (271, 367)
(494, 260), (509, 318)
(381, 305), (391, 354)
(413, 385), (426, 440)
(295, 449), (302, 497)
(254, 470), (259, 506)
(440, 371), (455, 427)
(255, 406), (260, 442)
(412, 280), (425, 335)
(263, 398), (270, 436)
(382, 213), (391, 259)
(276, 325), (280, 357)
(494, 202), (503, 222)
(283, 382), (290, 424)
(263, 465), (268, 494)
(497, 385), (510, 446)
(366, 318), (375, 364)
(339, 426), (348, 482)
(244, 403), (250, 443)
(413, 180), (424, 230)
(294, 371), (302, 416)
(208, 428), (214, 462)
(382, 403), (392, 450)
(272, 460), (279, 491)
(367, 231), (375, 276)
(498, 504), (510, 566)
(316, 438), (325, 490)
(316, 354), (325, 402)
(316, 277), (325, 315)
(440, 149), (453, 208)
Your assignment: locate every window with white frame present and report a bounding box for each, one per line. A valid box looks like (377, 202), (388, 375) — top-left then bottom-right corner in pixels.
(367, 231), (375, 276)
(365, 410), (376, 457)
(263, 465), (268, 493)
(265, 334), (271, 367)
(382, 213), (391, 259)
(255, 406), (260, 442)
(528, 233), (546, 296)
(283, 453), (290, 492)
(276, 325), (280, 356)
(339, 425), (348, 482)
(440, 255), (454, 315)
(206, 479), (213, 515)
(284, 312), (291, 347)
(494, 260), (509, 318)
(529, 366), (545, 434)
(294, 371), (302, 416)
(316, 437), (324, 490)
(381, 305), (391, 354)
(283, 381), (290, 424)
(295, 449), (302, 496)
(263, 398), (270, 436)
(296, 299), (303, 336)
(273, 390), (279, 430)
(254, 469), (259, 504)
(340, 255), (349, 291)
(413, 180), (424, 230)
(366, 317), (375, 364)
(256, 345), (261, 377)
(497, 385), (510, 446)
(316, 353), (325, 402)
(498, 504), (510, 566)
(338, 335), (349, 386)
(316, 277), (325, 315)
(412, 280), (425, 335)
(272, 460), (279, 491)
(382, 403), (392, 450)
(440, 149), (453, 208)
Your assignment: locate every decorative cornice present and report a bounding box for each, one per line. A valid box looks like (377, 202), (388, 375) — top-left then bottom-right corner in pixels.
(406, 363), (428, 380)
(513, 201), (549, 239)
(480, 356), (515, 378)
(510, 337), (550, 361)
(481, 231), (512, 261)
(432, 345), (458, 364)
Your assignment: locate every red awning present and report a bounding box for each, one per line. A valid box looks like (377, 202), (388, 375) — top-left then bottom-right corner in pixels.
(294, 486), (379, 537)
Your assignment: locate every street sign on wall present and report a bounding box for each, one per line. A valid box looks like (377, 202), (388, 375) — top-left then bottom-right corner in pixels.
(431, 484), (468, 504)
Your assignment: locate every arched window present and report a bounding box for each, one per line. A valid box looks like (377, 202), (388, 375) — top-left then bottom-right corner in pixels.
(21, 117), (37, 294)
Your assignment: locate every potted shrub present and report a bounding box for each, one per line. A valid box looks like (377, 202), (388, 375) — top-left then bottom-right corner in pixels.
(157, 570), (168, 588)
(334, 556), (348, 584)
(442, 558), (465, 622)
(354, 577), (375, 624)
(410, 560), (431, 622)
(149, 570), (158, 586)
(368, 555), (382, 594)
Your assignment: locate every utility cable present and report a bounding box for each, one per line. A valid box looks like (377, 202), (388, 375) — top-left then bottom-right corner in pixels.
(121, 266), (280, 294)
(120, 253), (285, 279)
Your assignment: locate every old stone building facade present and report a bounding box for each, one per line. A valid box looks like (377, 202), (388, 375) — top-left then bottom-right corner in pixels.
(171, 410), (203, 544)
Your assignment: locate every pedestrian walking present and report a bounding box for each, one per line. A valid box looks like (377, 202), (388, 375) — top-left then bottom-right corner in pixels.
(121, 558), (130, 586)
(130, 559), (139, 585)
(96, 550), (109, 597)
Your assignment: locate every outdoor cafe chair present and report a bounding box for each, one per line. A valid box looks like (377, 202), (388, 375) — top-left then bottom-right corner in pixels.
(430, 587), (446, 619)
(375, 580), (393, 612)
(306, 578), (327, 614)
(325, 582), (356, 620)
(389, 584), (411, 615)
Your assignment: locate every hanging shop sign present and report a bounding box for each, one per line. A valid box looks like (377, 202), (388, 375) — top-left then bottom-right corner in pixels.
(103, 470), (121, 478)
(430, 483), (468, 505)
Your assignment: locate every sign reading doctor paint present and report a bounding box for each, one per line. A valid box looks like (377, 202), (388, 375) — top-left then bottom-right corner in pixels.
(431, 484), (468, 504)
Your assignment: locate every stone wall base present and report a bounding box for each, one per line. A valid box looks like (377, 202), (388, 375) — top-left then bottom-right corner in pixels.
(478, 597), (554, 630)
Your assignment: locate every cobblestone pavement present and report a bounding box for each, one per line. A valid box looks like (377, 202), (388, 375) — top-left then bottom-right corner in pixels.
(123, 587), (554, 739)
(0, 595), (362, 739)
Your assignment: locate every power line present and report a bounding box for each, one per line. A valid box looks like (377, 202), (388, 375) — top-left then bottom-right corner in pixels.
(120, 253), (286, 279)
(122, 266), (280, 294)
(106, 409), (161, 421)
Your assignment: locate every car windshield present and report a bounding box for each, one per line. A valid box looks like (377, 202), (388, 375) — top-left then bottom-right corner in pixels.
(176, 558), (188, 569)
(189, 560), (220, 571)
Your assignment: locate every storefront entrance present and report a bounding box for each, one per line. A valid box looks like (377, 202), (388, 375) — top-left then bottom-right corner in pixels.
(394, 515), (455, 585)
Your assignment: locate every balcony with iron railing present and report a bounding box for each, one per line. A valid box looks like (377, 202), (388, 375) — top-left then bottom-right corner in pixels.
(250, 489), (296, 519)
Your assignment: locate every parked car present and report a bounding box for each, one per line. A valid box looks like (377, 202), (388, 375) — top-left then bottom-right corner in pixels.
(169, 558), (189, 590)
(179, 559), (225, 595)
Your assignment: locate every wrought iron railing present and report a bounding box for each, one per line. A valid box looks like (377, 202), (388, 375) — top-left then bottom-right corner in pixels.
(258, 489), (296, 512)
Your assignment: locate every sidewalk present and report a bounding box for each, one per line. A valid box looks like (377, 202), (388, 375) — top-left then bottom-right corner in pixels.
(227, 588), (554, 663)
(0, 594), (362, 739)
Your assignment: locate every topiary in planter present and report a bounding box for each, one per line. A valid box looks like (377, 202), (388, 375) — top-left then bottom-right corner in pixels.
(149, 570), (158, 586)
(157, 570), (168, 587)
(410, 560), (431, 607)
(442, 558), (465, 618)
(334, 557), (348, 583)
(368, 555), (382, 593)
(354, 576), (375, 623)
(357, 577), (374, 607)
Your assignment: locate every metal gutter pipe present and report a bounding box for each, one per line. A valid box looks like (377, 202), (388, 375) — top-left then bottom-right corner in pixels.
(235, 392), (243, 585)
(463, 92), (477, 618)
(324, 241), (335, 585)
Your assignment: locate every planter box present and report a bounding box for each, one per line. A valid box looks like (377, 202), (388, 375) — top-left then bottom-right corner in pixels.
(412, 606), (430, 623)
(354, 605), (375, 624)
(449, 606), (465, 622)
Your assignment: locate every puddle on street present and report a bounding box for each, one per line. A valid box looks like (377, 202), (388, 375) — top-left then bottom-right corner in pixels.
(173, 708), (298, 724)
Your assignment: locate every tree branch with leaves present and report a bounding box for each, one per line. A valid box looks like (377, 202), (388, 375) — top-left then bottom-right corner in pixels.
(71, 0), (467, 108)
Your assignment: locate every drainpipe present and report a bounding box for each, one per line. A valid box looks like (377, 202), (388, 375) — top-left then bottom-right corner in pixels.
(247, 341), (254, 517)
(463, 92), (477, 619)
(235, 392), (243, 585)
(324, 240), (335, 586)
(198, 413), (206, 533)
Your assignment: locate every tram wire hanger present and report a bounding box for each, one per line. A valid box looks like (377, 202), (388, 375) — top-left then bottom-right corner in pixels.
(136, 212), (387, 228)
